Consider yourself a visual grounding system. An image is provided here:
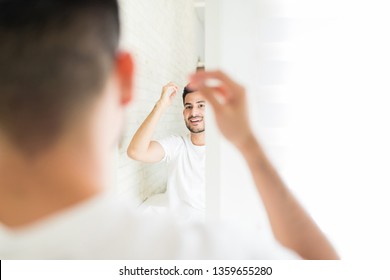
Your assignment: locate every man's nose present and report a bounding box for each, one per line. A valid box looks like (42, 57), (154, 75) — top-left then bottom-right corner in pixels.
(191, 107), (201, 116)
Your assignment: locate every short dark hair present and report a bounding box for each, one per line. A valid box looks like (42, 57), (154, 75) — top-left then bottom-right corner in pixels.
(182, 64), (205, 105)
(182, 85), (195, 104)
(0, 0), (120, 154)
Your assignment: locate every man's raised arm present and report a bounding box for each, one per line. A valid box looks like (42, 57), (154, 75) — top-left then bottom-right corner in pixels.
(189, 71), (339, 260)
(127, 82), (178, 163)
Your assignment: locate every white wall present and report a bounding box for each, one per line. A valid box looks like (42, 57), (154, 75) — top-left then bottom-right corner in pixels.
(116, 0), (198, 206)
(206, 0), (390, 259)
(280, 0), (390, 260)
(194, 4), (205, 64)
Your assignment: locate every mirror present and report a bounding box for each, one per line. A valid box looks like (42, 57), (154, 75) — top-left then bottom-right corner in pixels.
(116, 0), (206, 223)
(200, 0), (390, 260)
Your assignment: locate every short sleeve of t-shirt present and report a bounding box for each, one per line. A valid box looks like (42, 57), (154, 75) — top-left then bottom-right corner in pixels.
(156, 135), (184, 163)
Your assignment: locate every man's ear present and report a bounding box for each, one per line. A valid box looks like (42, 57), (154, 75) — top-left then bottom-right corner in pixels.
(115, 51), (134, 105)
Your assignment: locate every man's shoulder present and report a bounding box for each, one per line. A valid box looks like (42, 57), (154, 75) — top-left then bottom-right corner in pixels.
(156, 135), (186, 149)
(0, 193), (299, 259)
(157, 134), (184, 142)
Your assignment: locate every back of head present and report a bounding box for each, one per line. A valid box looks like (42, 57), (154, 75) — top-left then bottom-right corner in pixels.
(0, 0), (120, 154)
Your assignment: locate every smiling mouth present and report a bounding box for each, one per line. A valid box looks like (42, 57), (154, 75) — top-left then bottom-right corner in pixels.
(189, 118), (203, 124)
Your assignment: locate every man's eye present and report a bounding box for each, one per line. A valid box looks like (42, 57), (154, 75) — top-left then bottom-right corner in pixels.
(199, 104), (205, 108)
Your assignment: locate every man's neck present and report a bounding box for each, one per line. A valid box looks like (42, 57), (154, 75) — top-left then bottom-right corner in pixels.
(0, 142), (104, 229)
(191, 132), (205, 146)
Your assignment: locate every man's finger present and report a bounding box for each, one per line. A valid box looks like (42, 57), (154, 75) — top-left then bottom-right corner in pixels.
(197, 85), (226, 113)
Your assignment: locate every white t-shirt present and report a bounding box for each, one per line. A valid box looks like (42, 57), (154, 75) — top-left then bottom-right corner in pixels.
(158, 135), (205, 210)
(140, 135), (205, 222)
(0, 192), (299, 259)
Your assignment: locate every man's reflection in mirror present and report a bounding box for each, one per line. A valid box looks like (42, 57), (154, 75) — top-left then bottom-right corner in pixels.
(127, 69), (206, 223)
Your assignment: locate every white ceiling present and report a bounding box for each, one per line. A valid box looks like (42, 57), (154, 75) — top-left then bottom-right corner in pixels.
(193, 0), (205, 8)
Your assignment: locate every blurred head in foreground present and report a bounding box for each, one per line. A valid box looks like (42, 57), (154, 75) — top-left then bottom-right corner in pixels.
(0, 0), (133, 227)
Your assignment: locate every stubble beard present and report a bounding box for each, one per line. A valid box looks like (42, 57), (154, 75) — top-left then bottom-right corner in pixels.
(185, 118), (205, 134)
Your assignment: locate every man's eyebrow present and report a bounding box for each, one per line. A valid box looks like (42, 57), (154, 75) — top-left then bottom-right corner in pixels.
(184, 101), (205, 106)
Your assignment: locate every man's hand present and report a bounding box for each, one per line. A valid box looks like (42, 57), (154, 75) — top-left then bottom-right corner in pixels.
(189, 71), (253, 149)
(158, 82), (179, 108)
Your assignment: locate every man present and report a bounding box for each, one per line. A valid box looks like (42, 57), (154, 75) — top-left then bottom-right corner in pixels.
(0, 0), (338, 259)
(127, 82), (206, 222)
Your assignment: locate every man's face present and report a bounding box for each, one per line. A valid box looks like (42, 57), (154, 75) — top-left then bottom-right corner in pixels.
(183, 91), (206, 134)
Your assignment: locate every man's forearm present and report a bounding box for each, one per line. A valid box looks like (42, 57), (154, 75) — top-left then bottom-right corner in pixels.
(127, 101), (166, 157)
(238, 135), (339, 260)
